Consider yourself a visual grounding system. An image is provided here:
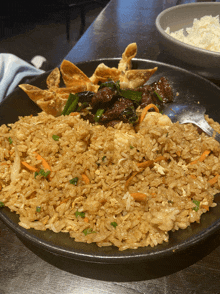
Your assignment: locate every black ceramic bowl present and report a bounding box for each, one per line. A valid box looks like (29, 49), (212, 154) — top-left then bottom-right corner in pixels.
(0, 58), (220, 264)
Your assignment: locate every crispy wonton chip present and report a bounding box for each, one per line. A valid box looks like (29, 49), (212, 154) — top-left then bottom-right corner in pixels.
(119, 67), (158, 89)
(60, 60), (91, 87)
(19, 84), (55, 102)
(90, 63), (121, 84)
(118, 42), (137, 72)
(46, 67), (60, 89)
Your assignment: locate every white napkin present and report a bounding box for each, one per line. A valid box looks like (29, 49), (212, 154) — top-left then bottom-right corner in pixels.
(0, 53), (44, 103)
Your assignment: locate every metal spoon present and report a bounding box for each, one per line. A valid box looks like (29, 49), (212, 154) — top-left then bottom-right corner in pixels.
(163, 103), (220, 143)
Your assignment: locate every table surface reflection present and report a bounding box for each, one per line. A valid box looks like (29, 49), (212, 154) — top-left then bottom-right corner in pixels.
(1, 0), (220, 293)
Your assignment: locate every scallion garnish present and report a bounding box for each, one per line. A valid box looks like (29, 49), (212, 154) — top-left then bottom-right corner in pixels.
(94, 109), (104, 122)
(75, 209), (85, 218)
(61, 93), (75, 115)
(130, 145), (134, 149)
(69, 177), (78, 185)
(61, 93), (79, 115)
(8, 137), (13, 144)
(102, 156), (106, 161)
(65, 95), (79, 115)
(111, 222), (118, 228)
(83, 228), (96, 236)
(0, 202), (5, 207)
(34, 169), (50, 179)
(52, 135), (60, 141)
(192, 199), (200, 212)
(36, 206), (41, 212)
(154, 91), (163, 102)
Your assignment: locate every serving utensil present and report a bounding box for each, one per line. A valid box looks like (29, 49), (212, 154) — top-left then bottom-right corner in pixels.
(163, 103), (220, 143)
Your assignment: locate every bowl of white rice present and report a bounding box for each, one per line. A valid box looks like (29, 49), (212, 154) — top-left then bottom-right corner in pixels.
(155, 2), (220, 79)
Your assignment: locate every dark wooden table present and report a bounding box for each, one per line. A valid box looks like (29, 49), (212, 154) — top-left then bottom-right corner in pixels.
(1, 1), (220, 293)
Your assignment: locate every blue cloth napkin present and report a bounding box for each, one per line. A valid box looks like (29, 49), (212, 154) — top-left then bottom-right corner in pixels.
(0, 54), (44, 103)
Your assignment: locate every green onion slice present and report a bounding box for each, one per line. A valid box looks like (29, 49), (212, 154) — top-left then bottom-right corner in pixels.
(34, 169), (50, 179)
(0, 202), (5, 207)
(154, 91), (163, 102)
(52, 135), (60, 141)
(65, 95), (79, 115)
(61, 93), (79, 115)
(111, 222), (118, 228)
(192, 199), (200, 212)
(94, 109), (104, 122)
(61, 93), (76, 115)
(75, 209), (85, 218)
(8, 137), (13, 144)
(36, 206), (41, 212)
(69, 177), (78, 185)
(83, 228), (96, 236)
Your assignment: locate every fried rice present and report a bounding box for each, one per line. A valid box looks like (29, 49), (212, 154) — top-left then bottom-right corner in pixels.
(0, 111), (220, 251)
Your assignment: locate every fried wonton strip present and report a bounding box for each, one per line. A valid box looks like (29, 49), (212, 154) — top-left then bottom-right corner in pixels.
(46, 67), (60, 89)
(118, 42), (137, 72)
(120, 67), (158, 89)
(86, 82), (99, 93)
(60, 60), (91, 87)
(90, 63), (121, 84)
(36, 95), (68, 116)
(55, 85), (87, 94)
(19, 84), (55, 102)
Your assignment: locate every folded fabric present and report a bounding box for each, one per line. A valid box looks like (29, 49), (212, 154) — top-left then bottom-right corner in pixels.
(0, 53), (44, 103)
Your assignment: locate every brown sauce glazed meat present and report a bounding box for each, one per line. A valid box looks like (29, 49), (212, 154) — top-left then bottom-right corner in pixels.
(79, 77), (174, 127)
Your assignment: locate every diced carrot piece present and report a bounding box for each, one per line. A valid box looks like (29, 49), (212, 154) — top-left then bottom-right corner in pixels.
(208, 174), (219, 186)
(21, 161), (38, 172)
(130, 192), (147, 201)
(82, 174), (90, 184)
(33, 151), (52, 171)
(139, 104), (159, 123)
(125, 171), (139, 189)
(84, 217), (89, 223)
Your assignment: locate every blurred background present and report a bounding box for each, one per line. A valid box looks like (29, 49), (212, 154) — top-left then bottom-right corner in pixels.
(0, 1), (110, 69)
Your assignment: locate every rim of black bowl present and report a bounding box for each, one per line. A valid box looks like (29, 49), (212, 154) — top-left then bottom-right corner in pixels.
(1, 57), (220, 264)
(155, 2), (220, 57)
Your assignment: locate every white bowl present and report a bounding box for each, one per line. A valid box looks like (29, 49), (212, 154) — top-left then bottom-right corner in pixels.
(155, 2), (220, 79)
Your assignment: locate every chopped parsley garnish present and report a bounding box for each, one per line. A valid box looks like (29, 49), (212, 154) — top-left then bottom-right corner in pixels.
(0, 202), (5, 207)
(52, 135), (60, 141)
(130, 145), (134, 149)
(102, 156), (106, 161)
(75, 209), (85, 218)
(168, 200), (173, 204)
(111, 222), (118, 228)
(34, 169), (50, 179)
(69, 177), (78, 185)
(192, 200), (200, 212)
(36, 206), (41, 212)
(8, 137), (13, 144)
(94, 109), (105, 122)
(154, 91), (163, 102)
(83, 228), (96, 236)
